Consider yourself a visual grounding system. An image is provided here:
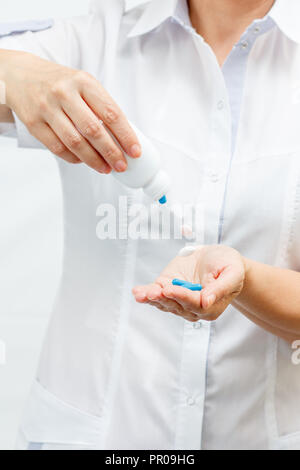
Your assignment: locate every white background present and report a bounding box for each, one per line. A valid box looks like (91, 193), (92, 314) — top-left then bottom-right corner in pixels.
(0, 0), (89, 450)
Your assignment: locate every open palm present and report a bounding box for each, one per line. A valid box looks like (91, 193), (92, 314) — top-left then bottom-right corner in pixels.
(132, 245), (246, 322)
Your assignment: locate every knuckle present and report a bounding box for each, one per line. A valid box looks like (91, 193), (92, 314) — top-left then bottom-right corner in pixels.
(38, 98), (48, 114)
(83, 121), (104, 139)
(120, 129), (135, 147)
(26, 118), (39, 132)
(65, 133), (82, 149)
(68, 156), (81, 165)
(75, 71), (96, 90)
(103, 146), (122, 162)
(103, 105), (120, 125)
(49, 142), (66, 156)
(75, 70), (92, 84)
(50, 82), (68, 99)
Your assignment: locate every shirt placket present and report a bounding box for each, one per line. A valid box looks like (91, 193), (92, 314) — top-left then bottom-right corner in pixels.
(217, 17), (275, 243)
(174, 319), (211, 450)
(173, 33), (232, 450)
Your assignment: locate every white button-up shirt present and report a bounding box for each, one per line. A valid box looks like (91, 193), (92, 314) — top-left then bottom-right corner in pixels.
(1, 0), (300, 451)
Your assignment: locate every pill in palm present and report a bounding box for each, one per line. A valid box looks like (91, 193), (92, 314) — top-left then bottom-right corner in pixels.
(172, 279), (203, 291)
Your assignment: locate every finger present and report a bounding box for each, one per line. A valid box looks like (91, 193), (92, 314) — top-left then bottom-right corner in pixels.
(147, 284), (165, 301)
(132, 284), (155, 303)
(147, 300), (172, 313)
(137, 292), (198, 322)
(47, 110), (111, 174)
(133, 289), (148, 303)
(156, 299), (199, 322)
(162, 284), (202, 314)
(62, 97), (128, 172)
(132, 284), (152, 297)
(147, 299), (193, 320)
(132, 285), (143, 296)
(132, 285), (179, 312)
(201, 265), (243, 310)
(28, 122), (81, 164)
(154, 297), (185, 315)
(182, 313), (200, 322)
(81, 83), (141, 158)
(132, 284), (160, 303)
(155, 276), (173, 289)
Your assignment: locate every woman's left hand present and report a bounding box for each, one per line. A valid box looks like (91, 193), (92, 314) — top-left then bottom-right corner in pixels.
(132, 245), (246, 322)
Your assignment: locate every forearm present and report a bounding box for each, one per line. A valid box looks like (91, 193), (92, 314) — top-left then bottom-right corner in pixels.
(233, 300), (297, 342)
(234, 259), (300, 340)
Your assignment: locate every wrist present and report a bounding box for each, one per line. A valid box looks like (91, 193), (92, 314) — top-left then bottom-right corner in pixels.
(240, 256), (252, 297)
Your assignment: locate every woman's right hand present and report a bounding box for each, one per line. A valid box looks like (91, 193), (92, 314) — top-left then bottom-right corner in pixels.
(1, 49), (141, 171)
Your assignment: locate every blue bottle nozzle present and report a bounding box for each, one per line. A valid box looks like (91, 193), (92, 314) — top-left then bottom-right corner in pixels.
(159, 195), (167, 205)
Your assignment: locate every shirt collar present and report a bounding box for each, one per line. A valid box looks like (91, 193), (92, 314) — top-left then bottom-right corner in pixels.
(268, 0), (300, 44)
(126, 0), (300, 45)
(126, 0), (179, 37)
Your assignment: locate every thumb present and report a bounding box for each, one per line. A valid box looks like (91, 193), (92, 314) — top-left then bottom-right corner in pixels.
(201, 266), (243, 310)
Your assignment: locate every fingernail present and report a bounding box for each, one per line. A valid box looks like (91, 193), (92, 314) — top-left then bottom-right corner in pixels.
(101, 165), (112, 174)
(205, 294), (216, 309)
(130, 144), (141, 158)
(115, 160), (127, 172)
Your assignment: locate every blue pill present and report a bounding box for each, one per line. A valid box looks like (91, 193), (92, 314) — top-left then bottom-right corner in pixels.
(187, 284), (203, 291)
(172, 279), (186, 286)
(172, 279), (203, 291)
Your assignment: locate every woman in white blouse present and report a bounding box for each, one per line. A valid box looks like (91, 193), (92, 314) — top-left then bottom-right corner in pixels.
(0, 0), (300, 451)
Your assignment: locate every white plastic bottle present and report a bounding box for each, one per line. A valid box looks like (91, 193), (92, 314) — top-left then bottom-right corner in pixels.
(112, 123), (171, 204)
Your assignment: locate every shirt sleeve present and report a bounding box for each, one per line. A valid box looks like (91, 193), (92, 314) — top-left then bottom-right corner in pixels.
(0, 19), (54, 38)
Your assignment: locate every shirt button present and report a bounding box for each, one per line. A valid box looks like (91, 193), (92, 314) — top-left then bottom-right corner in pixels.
(217, 100), (225, 110)
(241, 40), (249, 49)
(187, 397), (196, 406)
(193, 321), (202, 329)
(254, 26), (260, 34)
